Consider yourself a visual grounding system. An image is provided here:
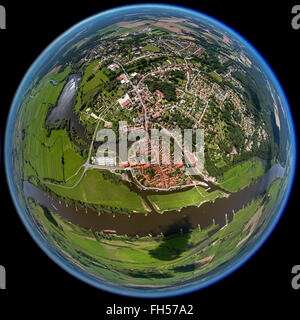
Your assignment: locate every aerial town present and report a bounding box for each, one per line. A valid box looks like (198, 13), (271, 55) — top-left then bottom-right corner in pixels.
(74, 21), (270, 191)
(11, 9), (289, 294)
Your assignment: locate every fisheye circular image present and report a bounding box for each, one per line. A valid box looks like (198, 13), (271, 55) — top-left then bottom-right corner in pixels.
(5, 4), (296, 297)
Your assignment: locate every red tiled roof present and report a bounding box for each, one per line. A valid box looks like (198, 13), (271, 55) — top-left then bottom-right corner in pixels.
(156, 89), (164, 98)
(121, 99), (131, 107)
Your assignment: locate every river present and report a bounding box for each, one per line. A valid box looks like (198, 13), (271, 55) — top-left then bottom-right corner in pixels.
(26, 74), (285, 237)
(23, 164), (284, 237)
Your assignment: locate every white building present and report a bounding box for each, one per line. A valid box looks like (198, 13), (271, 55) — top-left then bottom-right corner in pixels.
(118, 93), (132, 108)
(92, 156), (116, 166)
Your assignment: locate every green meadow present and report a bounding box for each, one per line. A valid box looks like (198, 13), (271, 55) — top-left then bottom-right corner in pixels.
(74, 60), (111, 114)
(18, 67), (145, 213)
(20, 67), (74, 182)
(28, 178), (283, 287)
(145, 44), (160, 52)
(209, 71), (223, 83)
(219, 159), (267, 192)
(47, 170), (147, 213)
(148, 187), (226, 213)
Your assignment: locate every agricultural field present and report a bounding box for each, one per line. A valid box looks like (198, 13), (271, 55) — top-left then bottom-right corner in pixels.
(28, 197), (218, 286)
(19, 67), (76, 182)
(219, 159), (267, 192)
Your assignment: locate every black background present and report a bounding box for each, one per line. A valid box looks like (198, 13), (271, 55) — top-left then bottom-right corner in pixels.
(0, 0), (299, 317)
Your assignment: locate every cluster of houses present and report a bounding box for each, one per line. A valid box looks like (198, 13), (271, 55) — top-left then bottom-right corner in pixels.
(82, 33), (265, 189)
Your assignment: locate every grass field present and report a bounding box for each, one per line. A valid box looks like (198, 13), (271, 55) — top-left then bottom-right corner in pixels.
(29, 177), (283, 287)
(145, 44), (160, 52)
(18, 67), (145, 213)
(209, 71), (223, 83)
(148, 187), (226, 213)
(82, 63), (110, 95)
(47, 169), (147, 213)
(219, 159), (267, 192)
(96, 24), (120, 35)
(74, 60), (110, 114)
(25, 129), (75, 182)
(20, 67), (75, 182)
(63, 148), (85, 178)
(29, 197), (219, 286)
(189, 178), (284, 275)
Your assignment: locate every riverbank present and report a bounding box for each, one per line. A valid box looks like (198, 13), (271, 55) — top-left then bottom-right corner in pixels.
(26, 177), (284, 288)
(23, 163), (284, 237)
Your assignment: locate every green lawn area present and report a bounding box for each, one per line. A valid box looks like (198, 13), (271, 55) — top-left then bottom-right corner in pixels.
(63, 148), (85, 178)
(29, 197), (220, 285)
(29, 177), (283, 287)
(145, 44), (160, 52)
(30, 199), (110, 261)
(215, 159), (226, 168)
(81, 62), (110, 95)
(219, 159), (267, 192)
(190, 178), (283, 276)
(193, 197), (264, 273)
(47, 169), (147, 213)
(25, 129), (69, 181)
(148, 187), (226, 213)
(74, 61), (111, 114)
(209, 71), (222, 83)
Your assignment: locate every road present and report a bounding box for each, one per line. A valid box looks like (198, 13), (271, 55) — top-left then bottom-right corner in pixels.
(44, 107), (109, 190)
(44, 40), (218, 192)
(114, 59), (170, 188)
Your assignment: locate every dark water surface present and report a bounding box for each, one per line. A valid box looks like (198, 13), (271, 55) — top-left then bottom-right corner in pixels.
(46, 74), (88, 142)
(28, 74), (285, 236)
(24, 164), (284, 237)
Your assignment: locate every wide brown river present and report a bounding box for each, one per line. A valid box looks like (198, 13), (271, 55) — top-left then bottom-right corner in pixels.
(27, 75), (285, 236)
(23, 164), (284, 237)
